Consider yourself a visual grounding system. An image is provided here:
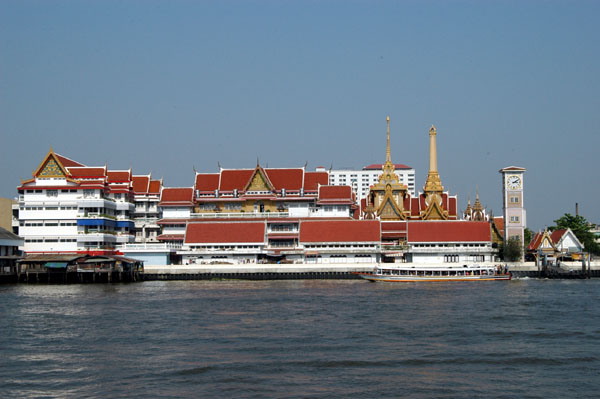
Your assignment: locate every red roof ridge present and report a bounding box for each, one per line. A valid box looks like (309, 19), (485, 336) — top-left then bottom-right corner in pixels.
(54, 153), (85, 168)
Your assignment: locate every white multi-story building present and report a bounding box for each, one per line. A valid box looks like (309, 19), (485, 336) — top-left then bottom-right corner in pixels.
(16, 149), (136, 255)
(131, 175), (162, 243)
(328, 164), (416, 201)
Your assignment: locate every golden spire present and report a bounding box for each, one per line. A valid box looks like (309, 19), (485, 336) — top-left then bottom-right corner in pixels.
(378, 116), (399, 185)
(473, 187), (483, 212)
(386, 116), (391, 165)
(428, 125), (437, 173)
(423, 124), (444, 199)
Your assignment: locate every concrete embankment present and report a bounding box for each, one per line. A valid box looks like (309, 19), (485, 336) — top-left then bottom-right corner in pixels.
(142, 261), (600, 280)
(142, 263), (375, 280)
(507, 262), (600, 279)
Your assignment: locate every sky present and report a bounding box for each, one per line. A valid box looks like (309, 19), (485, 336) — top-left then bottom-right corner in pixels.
(1, 0), (599, 231)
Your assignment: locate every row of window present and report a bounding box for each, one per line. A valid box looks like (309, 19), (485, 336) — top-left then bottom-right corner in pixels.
(25, 238), (77, 243)
(444, 255), (486, 262)
(25, 189), (78, 194)
(21, 221), (77, 227)
(21, 206), (77, 211)
(413, 243), (488, 247)
(304, 244), (377, 248)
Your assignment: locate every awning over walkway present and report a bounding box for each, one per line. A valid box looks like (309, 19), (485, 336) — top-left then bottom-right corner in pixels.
(45, 262), (68, 268)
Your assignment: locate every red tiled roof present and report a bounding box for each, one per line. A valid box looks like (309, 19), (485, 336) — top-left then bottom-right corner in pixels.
(403, 196), (411, 211)
(160, 187), (194, 205)
(132, 175), (150, 194)
(318, 185), (353, 203)
(67, 167), (106, 178)
(304, 171), (328, 191)
(55, 153), (85, 168)
(448, 196), (457, 216)
(551, 229), (566, 244)
(493, 217), (504, 233)
(265, 168), (304, 191)
(527, 232), (544, 251)
(300, 220), (381, 243)
(407, 221), (491, 243)
(219, 170), (254, 192)
(157, 234), (184, 241)
(149, 180), (161, 194)
(185, 222), (266, 244)
(195, 173), (220, 192)
(411, 198), (420, 217)
(381, 221), (407, 232)
(107, 171), (131, 183)
(363, 163), (412, 170)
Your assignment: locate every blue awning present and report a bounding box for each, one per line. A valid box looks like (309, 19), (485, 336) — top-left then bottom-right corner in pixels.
(45, 262), (68, 268)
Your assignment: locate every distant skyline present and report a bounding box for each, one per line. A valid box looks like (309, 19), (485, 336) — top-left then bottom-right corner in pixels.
(2, 1), (599, 231)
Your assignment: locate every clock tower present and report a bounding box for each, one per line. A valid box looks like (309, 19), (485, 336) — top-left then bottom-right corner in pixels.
(500, 166), (526, 261)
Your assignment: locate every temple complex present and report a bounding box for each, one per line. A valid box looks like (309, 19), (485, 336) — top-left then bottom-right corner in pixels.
(363, 117), (458, 222)
(14, 116), (501, 266)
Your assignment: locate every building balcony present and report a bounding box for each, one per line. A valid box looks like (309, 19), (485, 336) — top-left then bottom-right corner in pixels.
(180, 247), (263, 255)
(77, 233), (117, 243)
(302, 247), (381, 254)
(79, 213), (117, 220)
(115, 202), (135, 211)
(120, 242), (182, 251)
(408, 246), (492, 254)
(382, 245), (409, 252)
(116, 234), (135, 243)
(190, 211), (290, 219)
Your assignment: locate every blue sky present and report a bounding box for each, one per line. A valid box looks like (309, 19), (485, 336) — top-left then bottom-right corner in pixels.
(1, 0), (599, 230)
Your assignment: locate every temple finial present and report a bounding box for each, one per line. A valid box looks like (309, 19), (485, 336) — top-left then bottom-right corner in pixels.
(386, 116), (391, 164)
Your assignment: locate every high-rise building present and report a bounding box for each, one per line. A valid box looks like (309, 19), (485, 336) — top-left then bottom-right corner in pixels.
(328, 164), (415, 201)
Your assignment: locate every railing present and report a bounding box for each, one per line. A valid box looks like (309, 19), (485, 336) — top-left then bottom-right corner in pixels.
(79, 213), (117, 220)
(409, 246), (492, 254)
(382, 245), (409, 251)
(120, 242), (182, 250)
(190, 211), (290, 219)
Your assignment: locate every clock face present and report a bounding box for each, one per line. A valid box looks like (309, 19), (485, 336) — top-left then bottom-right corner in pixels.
(507, 175), (522, 190)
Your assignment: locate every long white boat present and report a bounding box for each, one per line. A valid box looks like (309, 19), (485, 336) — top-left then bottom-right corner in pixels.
(356, 264), (512, 282)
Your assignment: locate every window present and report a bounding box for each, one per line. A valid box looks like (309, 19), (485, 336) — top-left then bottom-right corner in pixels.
(47, 190), (58, 197)
(510, 196), (520, 204)
(510, 216), (520, 223)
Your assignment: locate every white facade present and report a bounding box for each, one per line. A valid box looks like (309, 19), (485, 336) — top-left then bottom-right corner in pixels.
(133, 194), (161, 243)
(328, 164), (415, 200)
(405, 242), (496, 264)
(18, 186), (136, 253)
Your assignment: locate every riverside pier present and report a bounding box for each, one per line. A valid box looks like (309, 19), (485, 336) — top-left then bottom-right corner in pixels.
(3, 261), (598, 283)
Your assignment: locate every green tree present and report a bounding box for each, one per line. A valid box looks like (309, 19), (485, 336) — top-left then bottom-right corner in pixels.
(502, 236), (523, 262)
(524, 227), (533, 246)
(550, 213), (600, 255)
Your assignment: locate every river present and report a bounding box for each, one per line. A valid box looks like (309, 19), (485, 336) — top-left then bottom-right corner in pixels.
(1, 278), (599, 398)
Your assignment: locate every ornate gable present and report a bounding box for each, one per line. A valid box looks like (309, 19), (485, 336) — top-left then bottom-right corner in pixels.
(378, 196), (404, 220)
(244, 166), (275, 193)
(420, 197), (448, 220)
(376, 184), (406, 220)
(33, 149), (70, 179)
